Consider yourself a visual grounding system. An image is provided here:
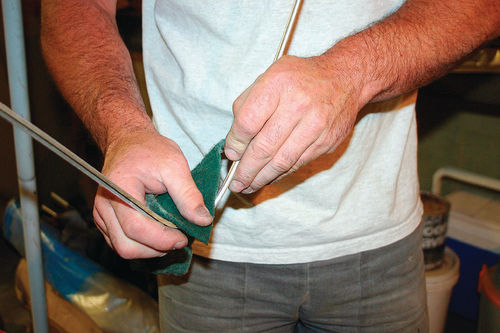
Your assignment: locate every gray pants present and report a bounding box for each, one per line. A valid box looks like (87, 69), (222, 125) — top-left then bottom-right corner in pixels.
(158, 225), (428, 332)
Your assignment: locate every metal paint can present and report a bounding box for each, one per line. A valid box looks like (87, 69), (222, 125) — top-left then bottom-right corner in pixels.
(421, 191), (451, 271)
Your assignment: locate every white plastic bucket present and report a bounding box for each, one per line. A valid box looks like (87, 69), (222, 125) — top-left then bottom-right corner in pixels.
(425, 247), (460, 333)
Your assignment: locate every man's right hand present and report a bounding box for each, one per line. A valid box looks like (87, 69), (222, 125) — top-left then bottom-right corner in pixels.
(93, 128), (213, 259)
(41, 0), (212, 259)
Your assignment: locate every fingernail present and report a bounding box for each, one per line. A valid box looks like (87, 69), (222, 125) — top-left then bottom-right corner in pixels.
(196, 205), (213, 219)
(225, 148), (239, 161)
(241, 187), (255, 194)
(174, 240), (187, 249)
(230, 180), (245, 192)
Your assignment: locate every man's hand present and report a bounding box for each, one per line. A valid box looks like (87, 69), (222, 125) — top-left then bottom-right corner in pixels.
(225, 55), (364, 194)
(225, 0), (500, 195)
(93, 128), (213, 259)
(41, 0), (215, 259)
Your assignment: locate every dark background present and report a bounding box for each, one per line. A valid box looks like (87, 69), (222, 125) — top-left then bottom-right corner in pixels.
(0, 1), (498, 332)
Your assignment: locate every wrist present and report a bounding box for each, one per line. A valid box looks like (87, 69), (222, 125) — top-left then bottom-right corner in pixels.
(97, 102), (156, 154)
(321, 33), (397, 107)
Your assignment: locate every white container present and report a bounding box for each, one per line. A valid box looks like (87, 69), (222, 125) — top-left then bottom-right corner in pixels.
(446, 191), (500, 253)
(425, 247), (460, 333)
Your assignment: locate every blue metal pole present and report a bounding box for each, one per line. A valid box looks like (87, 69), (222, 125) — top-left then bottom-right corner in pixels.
(1, 0), (48, 332)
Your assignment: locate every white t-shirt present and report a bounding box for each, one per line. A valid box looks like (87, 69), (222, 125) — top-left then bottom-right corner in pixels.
(142, 0), (423, 264)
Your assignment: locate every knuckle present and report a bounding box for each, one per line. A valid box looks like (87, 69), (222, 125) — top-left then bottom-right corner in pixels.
(165, 145), (183, 161)
(321, 136), (336, 153)
(294, 91), (312, 109)
(226, 131), (249, 155)
(121, 218), (145, 240)
(232, 169), (252, 187)
(312, 136), (336, 158)
(308, 110), (329, 132)
(232, 95), (244, 112)
(249, 179), (266, 192)
(177, 185), (202, 209)
(291, 158), (305, 172)
(250, 139), (275, 160)
(181, 184), (200, 199)
(271, 155), (295, 174)
(113, 242), (137, 259)
(310, 138), (330, 155)
(234, 113), (258, 139)
(273, 70), (294, 86)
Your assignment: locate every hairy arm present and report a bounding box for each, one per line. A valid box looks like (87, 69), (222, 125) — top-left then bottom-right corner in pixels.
(350, 0), (500, 103)
(41, 0), (213, 259)
(225, 0), (500, 194)
(41, 0), (149, 151)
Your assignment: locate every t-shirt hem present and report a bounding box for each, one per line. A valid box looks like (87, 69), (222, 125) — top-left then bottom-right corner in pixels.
(192, 200), (423, 264)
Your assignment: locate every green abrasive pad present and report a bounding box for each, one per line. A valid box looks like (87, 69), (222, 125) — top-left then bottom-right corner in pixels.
(142, 140), (224, 275)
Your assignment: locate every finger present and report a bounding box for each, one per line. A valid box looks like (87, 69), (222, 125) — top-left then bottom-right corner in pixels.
(232, 81), (253, 113)
(93, 204), (109, 236)
(103, 182), (189, 251)
(98, 189), (178, 259)
(269, 118), (343, 186)
(225, 76), (280, 161)
(93, 206), (114, 249)
(158, 154), (214, 226)
(228, 101), (301, 193)
(243, 111), (325, 193)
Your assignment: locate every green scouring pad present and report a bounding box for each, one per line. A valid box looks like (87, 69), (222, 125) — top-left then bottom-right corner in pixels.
(141, 140), (224, 276)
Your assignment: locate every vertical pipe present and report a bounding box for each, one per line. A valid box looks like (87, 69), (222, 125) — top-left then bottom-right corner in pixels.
(1, 1), (48, 332)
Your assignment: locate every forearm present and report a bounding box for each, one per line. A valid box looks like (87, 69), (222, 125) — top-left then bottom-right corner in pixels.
(41, 0), (154, 153)
(321, 0), (500, 105)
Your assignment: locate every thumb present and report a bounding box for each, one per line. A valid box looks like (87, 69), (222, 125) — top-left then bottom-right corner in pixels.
(162, 160), (213, 226)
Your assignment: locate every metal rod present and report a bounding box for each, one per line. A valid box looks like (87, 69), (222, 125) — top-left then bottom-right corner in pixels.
(1, 0), (48, 331)
(215, 0), (302, 207)
(0, 101), (178, 229)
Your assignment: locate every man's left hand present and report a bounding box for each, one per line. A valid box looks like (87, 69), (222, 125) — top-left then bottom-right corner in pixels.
(225, 54), (365, 194)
